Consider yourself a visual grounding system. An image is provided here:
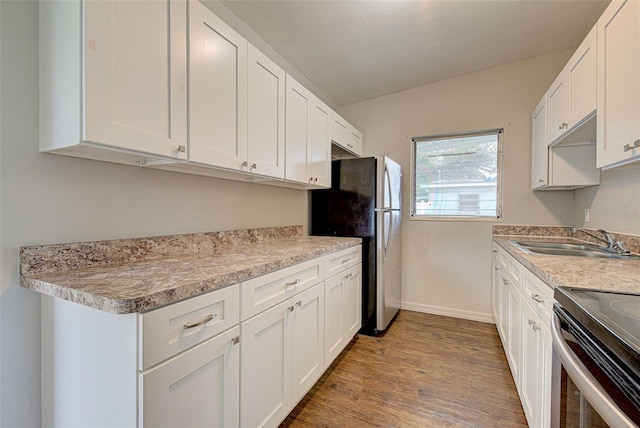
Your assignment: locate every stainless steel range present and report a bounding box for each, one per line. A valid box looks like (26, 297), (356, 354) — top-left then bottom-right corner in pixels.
(552, 287), (640, 427)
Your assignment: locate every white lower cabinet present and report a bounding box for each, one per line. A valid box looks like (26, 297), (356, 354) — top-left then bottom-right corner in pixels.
(324, 264), (362, 365)
(492, 242), (554, 428)
(140, 326), (240, 427)
(240, 281), (325, 428)
(41, 245), (362, 428)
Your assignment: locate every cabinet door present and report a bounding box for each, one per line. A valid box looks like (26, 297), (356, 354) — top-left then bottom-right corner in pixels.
(308, 99), (331, 187)
(349, 127), (363, 156)
(567, 26), (596, 127)
(538, 323), (553, 428)
(330, 111), (349, 149)
(189, 0), (248, 169)
(507, 280), (521, 388)
(596, 0), (640, 168)
(498, 271), (509, 345)
(546, 74), (567, 144)
(531, 97), (548, 189)
(491, 261), (501, 323)
(240, 299), (292, 428)
(291, 283), (325, 400)
(343, 265), (362, 339)
(285, 75), (311, 184)
(140, 326), (240, 428)
(84, 0), (187, 158)
(248, 44), (285, 178)
(324, 273), (345, 366)
(519, 300), (539, 427)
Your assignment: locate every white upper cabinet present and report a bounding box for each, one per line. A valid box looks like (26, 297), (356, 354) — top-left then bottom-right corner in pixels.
(330, 111), (363, 157)
(285, 75), (331, 188)
(40, 0), (188, 162)
(596, 0), (640, 169)
(531, 97), (548, 188)
(248, 44), (286, 178)
(545, 26), (596, 146)
(189, 0), (248, 170)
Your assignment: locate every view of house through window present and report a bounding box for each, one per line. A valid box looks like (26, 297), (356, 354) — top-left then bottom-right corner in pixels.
(411, 129), (503, 219)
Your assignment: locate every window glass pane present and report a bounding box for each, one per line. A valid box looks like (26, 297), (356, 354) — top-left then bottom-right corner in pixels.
(413, 130), (502, 219)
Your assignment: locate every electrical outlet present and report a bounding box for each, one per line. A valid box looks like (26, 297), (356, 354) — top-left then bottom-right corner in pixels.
(584, 208), (590, 223)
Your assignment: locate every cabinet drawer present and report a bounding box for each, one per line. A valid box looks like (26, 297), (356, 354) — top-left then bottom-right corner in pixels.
(240, 257), (324, 321)
(522, 271), (554, 325)
(325, 245), (362, 278)
(492, 242), (508, 270)
(139, 284), (240, 370)
(504, 252), (522, 287)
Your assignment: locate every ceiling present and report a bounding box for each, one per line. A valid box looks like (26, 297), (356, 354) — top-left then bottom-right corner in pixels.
(220, 0), (609, 107)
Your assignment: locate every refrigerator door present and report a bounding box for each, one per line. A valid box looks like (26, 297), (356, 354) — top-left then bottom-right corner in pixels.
(376, 157), (402, 332)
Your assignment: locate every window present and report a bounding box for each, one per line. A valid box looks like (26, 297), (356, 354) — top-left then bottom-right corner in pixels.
(411, 129), (503, 220)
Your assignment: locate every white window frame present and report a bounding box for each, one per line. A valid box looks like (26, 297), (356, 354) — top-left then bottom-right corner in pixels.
(410, 128), (504, 222)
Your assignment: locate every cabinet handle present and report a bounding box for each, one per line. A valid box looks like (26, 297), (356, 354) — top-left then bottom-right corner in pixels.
(623, 140), (639, 152)
(241, 161), (248, 167)
(558, 124), (563, 131)
(341, 257), (351, 264)
(232, 336), (240, 345)
(286, 279), (301, 287)
(314, 178), (318, 183)
(287, 306), (295, 312)
(251, 163), (257, 169)
(502, 278), (509, 285)
(538, 179), (545, 183)
(177, 145), (186, 153)
(296, 301), (302, 307)
(531, 293), (544, 303)
(183, 314), (215, 330)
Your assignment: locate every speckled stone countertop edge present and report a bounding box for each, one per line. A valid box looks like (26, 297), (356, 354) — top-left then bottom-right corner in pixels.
(492, 233), (640, 295)
(19, 227), (362, 314)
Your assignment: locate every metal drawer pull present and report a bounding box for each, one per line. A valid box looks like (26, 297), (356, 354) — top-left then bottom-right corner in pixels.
(232, 336), (240, 345)
(183, 314), (215, 330)
(287, 306), (295, 312)
(623, 140), (640, 152)
(502, 278), (509, 285)
(531, 293), (544, 303)
(285, 279), (301, 289)
(345, 273), (353, 279)
(341, 257), (351, 264)
(177, 145), (186, 153)
(296, 301), (302, 307)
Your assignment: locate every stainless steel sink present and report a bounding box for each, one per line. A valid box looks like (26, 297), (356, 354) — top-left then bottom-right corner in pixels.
(509, 240), (640, 259)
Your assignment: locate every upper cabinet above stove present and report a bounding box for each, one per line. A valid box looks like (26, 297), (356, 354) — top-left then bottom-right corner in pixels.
(596, 0), (640, 169)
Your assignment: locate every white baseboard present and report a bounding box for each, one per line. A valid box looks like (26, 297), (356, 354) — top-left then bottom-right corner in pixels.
(400, 301), (495, 324)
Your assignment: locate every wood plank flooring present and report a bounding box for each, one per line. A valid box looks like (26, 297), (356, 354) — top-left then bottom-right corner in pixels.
(280, 310), (527, 427)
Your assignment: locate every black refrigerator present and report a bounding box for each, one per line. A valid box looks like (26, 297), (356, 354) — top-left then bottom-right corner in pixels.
(310, 156), (401, 336)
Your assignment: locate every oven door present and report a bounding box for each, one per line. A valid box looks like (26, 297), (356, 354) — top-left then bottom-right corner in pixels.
(551, 306), (639, 427)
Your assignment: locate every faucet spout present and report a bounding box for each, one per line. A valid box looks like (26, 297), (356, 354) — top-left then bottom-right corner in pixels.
(572, 228), (630, 254)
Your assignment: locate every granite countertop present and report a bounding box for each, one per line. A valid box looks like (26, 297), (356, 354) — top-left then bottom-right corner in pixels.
(493, 231), (640, 295)
(20, 226), (361, 314)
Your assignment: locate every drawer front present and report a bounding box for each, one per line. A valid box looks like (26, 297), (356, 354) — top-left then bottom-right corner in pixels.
(504, 252), (522, 287)
(140, 284), (240, 370)
(522, 271), (554, 324)
(325, 245), (362, 278)
(240, 257), (324, 321)
(492, 242), (508, 270)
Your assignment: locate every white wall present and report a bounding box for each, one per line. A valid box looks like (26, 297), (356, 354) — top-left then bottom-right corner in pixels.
(0, 2), (307, 425)
(573, 166), (640, 235)
(341, 51), (574, 322)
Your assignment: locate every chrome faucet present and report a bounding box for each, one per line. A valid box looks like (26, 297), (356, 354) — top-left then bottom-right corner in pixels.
(572, 228), (630, 254)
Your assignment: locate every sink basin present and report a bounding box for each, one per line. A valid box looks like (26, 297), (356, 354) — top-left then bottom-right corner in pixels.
(509, 240), (640, 260)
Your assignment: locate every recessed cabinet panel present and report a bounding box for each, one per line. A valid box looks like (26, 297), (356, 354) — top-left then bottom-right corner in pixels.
(291, 284), (325, 400)
(568, 28), (597, 125)
(308, 101), (331, 187)
(84, 0), (187, 158)
(596, 0), (640, 168)
(140, 326), (240, 428)
(531, 97), (548, 189)
(546, 76), (567, 144)
(248, 45), (285, 178)
(285, 77), (311, 183)
(189, 0), (247, 169)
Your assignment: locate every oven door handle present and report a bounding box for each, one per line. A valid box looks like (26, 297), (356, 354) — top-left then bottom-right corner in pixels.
(551, 313), (636, 428)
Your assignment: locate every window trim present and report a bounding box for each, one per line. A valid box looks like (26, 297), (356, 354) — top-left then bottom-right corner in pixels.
(410, 128), (504, 222)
